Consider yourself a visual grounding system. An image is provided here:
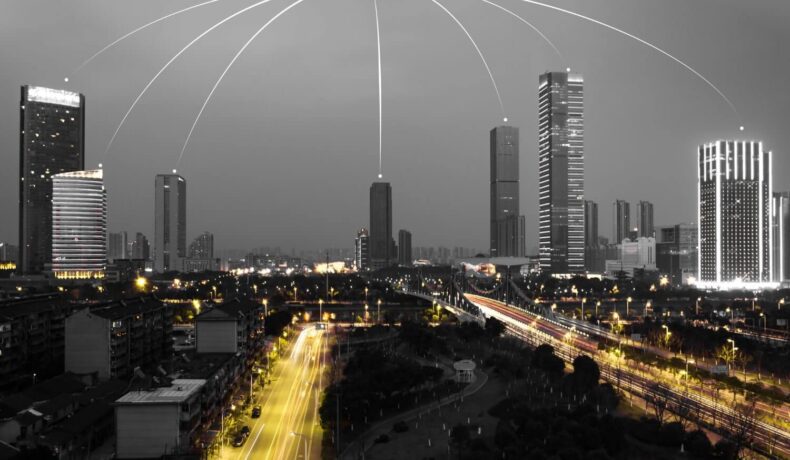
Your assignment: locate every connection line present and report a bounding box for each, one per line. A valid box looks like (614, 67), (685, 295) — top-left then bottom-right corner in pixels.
(104, 0), (281, 158)
(512, 0), (739, 118)
(478, 0), (564, 64)
(373, 0), (383, 178)
(176, 0), (308, 168)
(429, 0), (508, 122)
(68, 0), (226, 80)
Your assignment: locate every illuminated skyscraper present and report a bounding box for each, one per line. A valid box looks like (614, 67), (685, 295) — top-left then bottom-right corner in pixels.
(154, 174), (186, 273)
(697, 141), (774, 290)
(354, 228), (369, 271)
(369, 182), (393, 270)
(538, 71), (584, 273)
(51, 169), (106, 279)
(636, 201), (655, 238)
(18, 85), (85, 274)
(612, 200), (630, 243)
(773, 192), (789, 283)
(490, 126), (521, 257)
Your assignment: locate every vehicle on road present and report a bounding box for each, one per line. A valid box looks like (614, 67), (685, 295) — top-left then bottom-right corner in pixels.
(251, 406), (261, 418)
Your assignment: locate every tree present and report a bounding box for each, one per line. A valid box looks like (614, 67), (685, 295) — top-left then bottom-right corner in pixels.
(451, 424), (471, 446)
(645, 384), (671, 425)
(571, 355), (600, 395)
(484, 317), (506, 338)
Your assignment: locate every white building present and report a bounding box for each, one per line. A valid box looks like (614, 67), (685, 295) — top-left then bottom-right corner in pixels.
(697, 141), (776, 290)
(51, 169), (106, 280)
(114, 379), (204, 459)
(605, 237), (656, 277)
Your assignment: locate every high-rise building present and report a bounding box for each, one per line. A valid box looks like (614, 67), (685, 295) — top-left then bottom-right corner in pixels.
(108, 231), (128, 261)
(130, 232), (150, 260)
(538, 71), (585, 273)
(51, 169), (106, 280)
(656, 223), (698, 286)
(369, 182), (393, 270)
(154, 174), (186, 273)
(636, 201), (655, 238)
(773, 192), (790, 283)
(18, 86), (85, 274)
(398, 229), (412, 266)
(354, 228), (370, 271)
(612, 200), (630, 244)
(697, 140), (774, 290)
(490, 126), (520, 257)
(189, 231), (214, 259)
(584, 200), (601, 271)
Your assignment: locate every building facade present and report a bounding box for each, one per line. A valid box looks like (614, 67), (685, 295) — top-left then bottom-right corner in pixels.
(354, 228), (369, 271)
(697, 140), (774, 289)
(188, 232), (213, 260)
(636, 201), (654, 238)
(605, 237), (657, 277)
(538, 72), (585, 273)
(612, 200), (630, 244)
(398, 229), (412, 266)
(51, 169), (107, 280)
(369, 182), (393, 270)
(773, 192), (790, 283)
(19, 86), (85, 275)
(656, 223), (698, 286)
(154, 174), (186, 273)
(490, 126), (521, 258)
(130, 232), (150, 261)
(108, 232), (128, 262)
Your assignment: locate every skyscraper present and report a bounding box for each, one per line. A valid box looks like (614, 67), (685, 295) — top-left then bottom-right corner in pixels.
(636, 201), (655, 238)
(369, 182), (393, 270)
(109, 231), (128, 262)
(154, 174), (186, 273)
(612, 200), (630, 244)
(398, 229), (412, 266)
(188, 232), (214, 259)
(130, 232), (150, 260)
(773, 192), (789, 283)
(697, 140), (774, 289)
(18, 86), (85, 274)
(51, 169), (106, 280)
(354, 228), (369, 271)
(490, 126), (521, 258)
(584, 201), (599, 248)
(538, 71), (585, 273)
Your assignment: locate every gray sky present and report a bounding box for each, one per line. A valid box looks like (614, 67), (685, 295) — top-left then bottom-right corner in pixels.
(1, 0), (788, 254)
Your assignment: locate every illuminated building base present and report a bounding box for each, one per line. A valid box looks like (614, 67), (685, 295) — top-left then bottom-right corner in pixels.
(694, 280), (779, 291)
(54, 270), (106, 280)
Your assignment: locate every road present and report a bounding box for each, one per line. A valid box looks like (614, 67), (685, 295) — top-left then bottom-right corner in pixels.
(222, 325), (329, 460)
(464, 294), (790, 459)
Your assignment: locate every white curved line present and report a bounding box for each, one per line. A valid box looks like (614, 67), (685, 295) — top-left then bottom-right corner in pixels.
(430, 0), (507, 119)
(513, 0), (738, 115)
(104, 0), (279, 157)
(373, 0), (383, 177)
(71, 0), (224, 77)
(478, 0), (564, 63)
(176, 0), (307, 167)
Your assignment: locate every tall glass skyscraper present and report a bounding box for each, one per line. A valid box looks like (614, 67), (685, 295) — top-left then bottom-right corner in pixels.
(490, 126), (520, 257)
(538, 71), (584, 273)
(51, 169), (106, 279)
(612, 200), (631, 243)
(154, 174), (186, 273)
(637, 201), (655, 238)
(369, 182), (393, 270)
(19, 86), (85, 274)
(697, 140), (774, 290)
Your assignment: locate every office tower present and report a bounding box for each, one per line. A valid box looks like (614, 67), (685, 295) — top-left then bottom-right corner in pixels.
(354, 228), (369, 271)
(189, 231), (214, 259)
(773, 192), (790, 283)
(656, 223), (698, 285)
(154, 174), (186, 273)
(697, 141), (774, 289)
(108, 231), (128, 261)
(584, 200), (601, 271)
(130, 232), (150, 260)
(369, 182), (393, 270)
(636, 201), (655, 238)
(398, 229), (412, 266)
(0, 243), (19, 263)
(18, 86), (85, 274)
(538, 71), (585, 273)
(490, 126), (520, 258)
(612, 200), (630, 244)
(51, 169), (106, 279)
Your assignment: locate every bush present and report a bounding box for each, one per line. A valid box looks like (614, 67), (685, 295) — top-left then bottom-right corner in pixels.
(658, 421), (685, 448)
(393, 421), (409, 433)
(684, 430), (712, 458)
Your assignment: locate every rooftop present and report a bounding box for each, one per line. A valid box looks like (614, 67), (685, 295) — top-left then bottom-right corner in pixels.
(0, 293), (77, 320)
(196, 297), (261, 321)
(115, 379), (205, 405)
(88, 296), (168, 320)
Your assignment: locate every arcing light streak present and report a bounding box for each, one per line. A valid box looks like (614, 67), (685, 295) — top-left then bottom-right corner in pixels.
(478, 0), (564, 63)
(70, 0), (224, 79)
(511, 0), (738, 117)
(373, 0), (383, 178)
(104, 0), (279, 157)
(176, 0), (307, 167)
(430, 0), (507, 121)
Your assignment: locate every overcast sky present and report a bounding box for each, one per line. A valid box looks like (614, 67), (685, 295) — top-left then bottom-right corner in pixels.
(1, 0), (788, 255)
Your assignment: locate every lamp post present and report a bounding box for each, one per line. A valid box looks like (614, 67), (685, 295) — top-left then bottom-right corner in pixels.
(626, 297), (632, 317)
(377, 299), (382, 324)
(696, 297), (702, 316)
(759, 312), (767, 332)
(752, 297), (757, 312)
(726, 338), (737, 375)
(596, 301), (601, 318)
(661, 325), (671, 349)
(645, 301), (652, 318)
(581, 297), (586, 320)
(319, 299), (324, 325)
(780, 298), (785, 310)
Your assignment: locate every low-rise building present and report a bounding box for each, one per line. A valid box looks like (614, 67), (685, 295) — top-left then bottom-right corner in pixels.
(195, 299), (264, 356)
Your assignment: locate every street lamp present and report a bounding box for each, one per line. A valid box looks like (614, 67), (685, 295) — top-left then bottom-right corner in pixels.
(581, 298), (586, 320)
(377, 299), (382, 324)
(645, 301), (652, 318)
(661, 325), (671, 348)
(726, 338), (737, 375)
(319, 299), (324, 324)
(759, 312), (767, 331)
(752, 297), (757, 312)
(626, 297), (632, 317)
(596, 301), (601, 318)
(780, 298), (785, 310)
(696, 297), (702, 315)
(725, 306), (733, 321)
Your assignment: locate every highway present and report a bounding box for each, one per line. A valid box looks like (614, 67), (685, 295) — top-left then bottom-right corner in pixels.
(223, 325), (329, 460)
(464, 294), (790, 459)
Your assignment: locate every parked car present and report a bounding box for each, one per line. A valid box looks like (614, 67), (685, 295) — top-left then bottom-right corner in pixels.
(232, 433), (247, 447)
(251, 406), (262, 418)
(240, 426), (250, 436)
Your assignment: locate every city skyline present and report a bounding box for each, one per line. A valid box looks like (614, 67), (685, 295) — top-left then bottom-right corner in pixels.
(1, 1), (789, 254)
